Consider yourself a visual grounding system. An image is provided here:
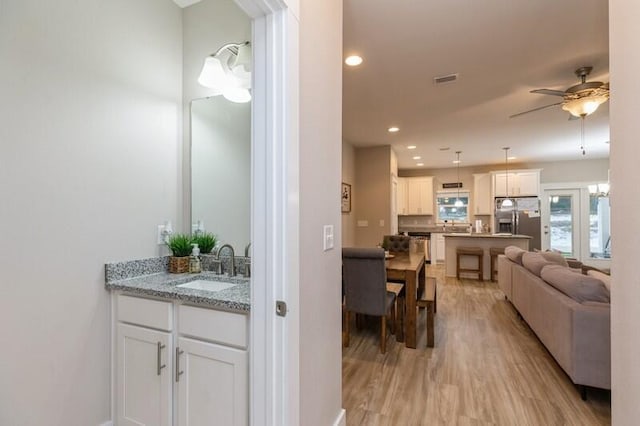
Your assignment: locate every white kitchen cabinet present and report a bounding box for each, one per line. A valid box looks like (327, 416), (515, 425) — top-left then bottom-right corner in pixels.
(397, 177), (408, 215)
(493, 169), (540, 197)
(473, 173), (492, 215)
(177, 337), (248, 426)
(117, 323), (173, 426)
(114, 294), (249, 426)
(430, 233), (446, 263)
(406, 177), (433, 215)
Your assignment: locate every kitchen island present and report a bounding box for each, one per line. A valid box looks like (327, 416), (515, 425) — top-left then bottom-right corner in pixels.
(444, 233), (531, 280)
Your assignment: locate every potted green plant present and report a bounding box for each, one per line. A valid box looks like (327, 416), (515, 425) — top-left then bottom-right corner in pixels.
(168, 233), (192, 273)
(192, 232), (217, 254)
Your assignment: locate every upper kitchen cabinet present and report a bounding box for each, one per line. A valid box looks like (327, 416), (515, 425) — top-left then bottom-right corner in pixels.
(493, 169), (541, 197)
(397, 177), (408, 215)
(473, 173), (492, 215)
(406, 177), (434, 215)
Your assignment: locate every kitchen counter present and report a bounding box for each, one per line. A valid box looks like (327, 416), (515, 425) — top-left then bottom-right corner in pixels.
(105, 256), (250, 313)
(443, 234), (531, 280)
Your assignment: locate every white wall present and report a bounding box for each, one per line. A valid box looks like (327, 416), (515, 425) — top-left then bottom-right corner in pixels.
(342, 141), (356, 246)
(0, 1), (182, 425)
(182, 0), (251, 236)
(191, 98), (250, 250)
(610, 0), (640, 422)
(298, 0), (344, 424)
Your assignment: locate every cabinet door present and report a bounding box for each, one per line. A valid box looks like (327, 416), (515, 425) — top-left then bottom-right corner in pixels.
(420, 177), (434, 215)
(117, 323), (172, 426)
(407, 179), (422, 214)
(177, 337), (248, 426)
(515, 171), (539, 196)
(397, 177), (407, 215)
(493, 172), (519, 197)
(473, 173), (492, 215)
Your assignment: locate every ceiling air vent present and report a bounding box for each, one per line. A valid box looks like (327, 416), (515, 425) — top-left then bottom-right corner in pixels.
(434, 73), (459, 85)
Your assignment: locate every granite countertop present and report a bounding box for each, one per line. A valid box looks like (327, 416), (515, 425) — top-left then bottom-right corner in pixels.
(443, 233), (532, 239)
(105, 257), (250, 313)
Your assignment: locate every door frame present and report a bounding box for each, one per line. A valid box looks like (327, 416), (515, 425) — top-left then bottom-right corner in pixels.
(233, 1), (299, 425)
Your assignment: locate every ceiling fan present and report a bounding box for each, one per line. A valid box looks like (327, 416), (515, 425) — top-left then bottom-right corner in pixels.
(510, 66), (610, 119)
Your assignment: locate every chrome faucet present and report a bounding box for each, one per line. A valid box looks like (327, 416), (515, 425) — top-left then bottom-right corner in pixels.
(244, 242), (251, 278)
(216, 244), (236, 277)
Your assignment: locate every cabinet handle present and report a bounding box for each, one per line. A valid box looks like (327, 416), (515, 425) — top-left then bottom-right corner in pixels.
(157, 342), (166, 376)
(175, 347), (184, 382)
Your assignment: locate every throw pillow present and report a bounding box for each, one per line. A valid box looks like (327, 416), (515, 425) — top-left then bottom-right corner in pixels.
(541, 264), (610, 303)
(539, 251), (569, 268)
(587, 269), (612, 293)
(522, 252), (553, 277)
(505, 246), (526, 265)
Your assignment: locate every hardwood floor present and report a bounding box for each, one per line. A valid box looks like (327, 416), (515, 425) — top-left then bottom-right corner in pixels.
(342, 264), (611, 425)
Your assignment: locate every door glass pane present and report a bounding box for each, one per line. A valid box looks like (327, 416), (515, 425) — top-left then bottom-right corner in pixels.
(549, 195), (572, 255)
(590, 195), (611, 259)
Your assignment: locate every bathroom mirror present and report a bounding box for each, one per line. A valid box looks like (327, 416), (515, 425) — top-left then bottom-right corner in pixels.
(191, 96), (250, 251)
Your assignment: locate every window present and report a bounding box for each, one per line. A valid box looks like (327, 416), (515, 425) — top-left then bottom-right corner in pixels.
(436, 191), (469, 223)
(589, 184), (611, 259)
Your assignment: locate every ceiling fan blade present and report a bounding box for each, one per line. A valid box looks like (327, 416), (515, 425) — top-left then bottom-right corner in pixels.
(568, 114), (579, 121)
(509, 102), (563, 119)
(530, 89), (566, 97)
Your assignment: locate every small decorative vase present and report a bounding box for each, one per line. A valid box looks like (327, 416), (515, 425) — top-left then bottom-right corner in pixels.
(169, 256), (190, 274)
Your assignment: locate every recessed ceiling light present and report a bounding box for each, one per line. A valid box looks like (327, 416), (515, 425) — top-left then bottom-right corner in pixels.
(439, 147), (450, 151)
(345, 55), (363, 66)
(416, 163), (424, 166)
(452, 160), (461, 164)
(407, 145), (417, 150)
(508, 156), (516, 160)
(388, 127), (400, 133)
(412, 156), (421, 160)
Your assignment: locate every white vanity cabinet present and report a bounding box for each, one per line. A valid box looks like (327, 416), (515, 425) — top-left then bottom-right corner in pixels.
(114, 294), (248, 426)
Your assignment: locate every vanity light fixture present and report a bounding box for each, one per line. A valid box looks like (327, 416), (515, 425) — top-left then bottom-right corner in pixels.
(198, 41), (252, 103)
(454, 151), (463, 208)
(501, 147), (514, 208)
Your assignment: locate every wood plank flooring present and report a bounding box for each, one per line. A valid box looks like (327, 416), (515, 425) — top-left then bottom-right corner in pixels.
(342, 264), (611, 425)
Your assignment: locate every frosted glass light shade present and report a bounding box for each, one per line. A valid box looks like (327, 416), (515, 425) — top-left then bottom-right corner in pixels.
(222, 87), (251, 103)
(501, 198), (513, 208)
(562, 94), (609, 117)
(198, 57), (226, 89)
(454, 199), (463, 207)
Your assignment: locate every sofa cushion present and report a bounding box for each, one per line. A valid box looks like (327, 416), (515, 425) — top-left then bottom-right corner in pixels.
(587, 270), (612, 293)
(522, 252), (553, 277)
(541, 264), (610, 303)
(539, 251), (569, 268)
(504, 246), (526, 265)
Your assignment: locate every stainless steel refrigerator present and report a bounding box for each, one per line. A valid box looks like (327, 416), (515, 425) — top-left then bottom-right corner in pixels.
(494, 197), (541, 250)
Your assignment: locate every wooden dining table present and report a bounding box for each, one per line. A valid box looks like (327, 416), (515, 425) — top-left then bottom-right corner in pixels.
(386, 251), (426, 349)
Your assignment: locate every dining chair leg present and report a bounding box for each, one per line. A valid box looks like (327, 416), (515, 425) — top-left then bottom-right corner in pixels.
(344, 311), (350, 347)
(380, 315), (387, 354)
(390, 302), (396, 335)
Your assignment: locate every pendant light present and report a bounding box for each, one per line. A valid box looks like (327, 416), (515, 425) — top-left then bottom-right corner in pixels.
(454, 151), (463, 207)
(501, 147), (513, 208)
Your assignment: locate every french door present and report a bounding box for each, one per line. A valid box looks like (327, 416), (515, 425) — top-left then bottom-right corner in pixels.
(541, 189), (581, 257)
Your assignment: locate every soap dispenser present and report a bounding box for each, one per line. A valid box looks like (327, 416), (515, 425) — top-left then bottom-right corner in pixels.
(189, 243), (202, 273)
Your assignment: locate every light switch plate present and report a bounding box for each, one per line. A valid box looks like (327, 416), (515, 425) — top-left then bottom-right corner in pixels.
(379, 219), (385, 227)
(357, 220), (368, 227)
(157, 225), (166, 245)
(323, 225), (334, 251)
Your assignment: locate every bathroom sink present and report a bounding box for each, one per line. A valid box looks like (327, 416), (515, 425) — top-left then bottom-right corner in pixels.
(177, 280), (237, 292)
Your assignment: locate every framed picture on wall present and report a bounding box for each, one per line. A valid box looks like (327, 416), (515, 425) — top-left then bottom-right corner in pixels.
(341, 182), (351, 213)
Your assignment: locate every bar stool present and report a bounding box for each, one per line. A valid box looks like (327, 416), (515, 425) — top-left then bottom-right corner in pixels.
(456, 246), (484, 280)
(490, 247), (505, 281)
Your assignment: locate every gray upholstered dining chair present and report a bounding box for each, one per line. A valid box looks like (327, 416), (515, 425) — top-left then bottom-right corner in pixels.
(382, 235), (411, 253)
(342, 247), (402, 353)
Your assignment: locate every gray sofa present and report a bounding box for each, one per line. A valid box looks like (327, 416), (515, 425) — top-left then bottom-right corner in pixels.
(497, 248), (611, 394)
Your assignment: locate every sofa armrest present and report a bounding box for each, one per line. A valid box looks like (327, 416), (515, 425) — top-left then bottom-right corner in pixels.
(571, 303), (611, 389)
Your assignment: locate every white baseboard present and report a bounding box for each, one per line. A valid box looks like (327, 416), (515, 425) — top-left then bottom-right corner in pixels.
(99, 421), (113, 426)
(333, 408), (346, 426)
